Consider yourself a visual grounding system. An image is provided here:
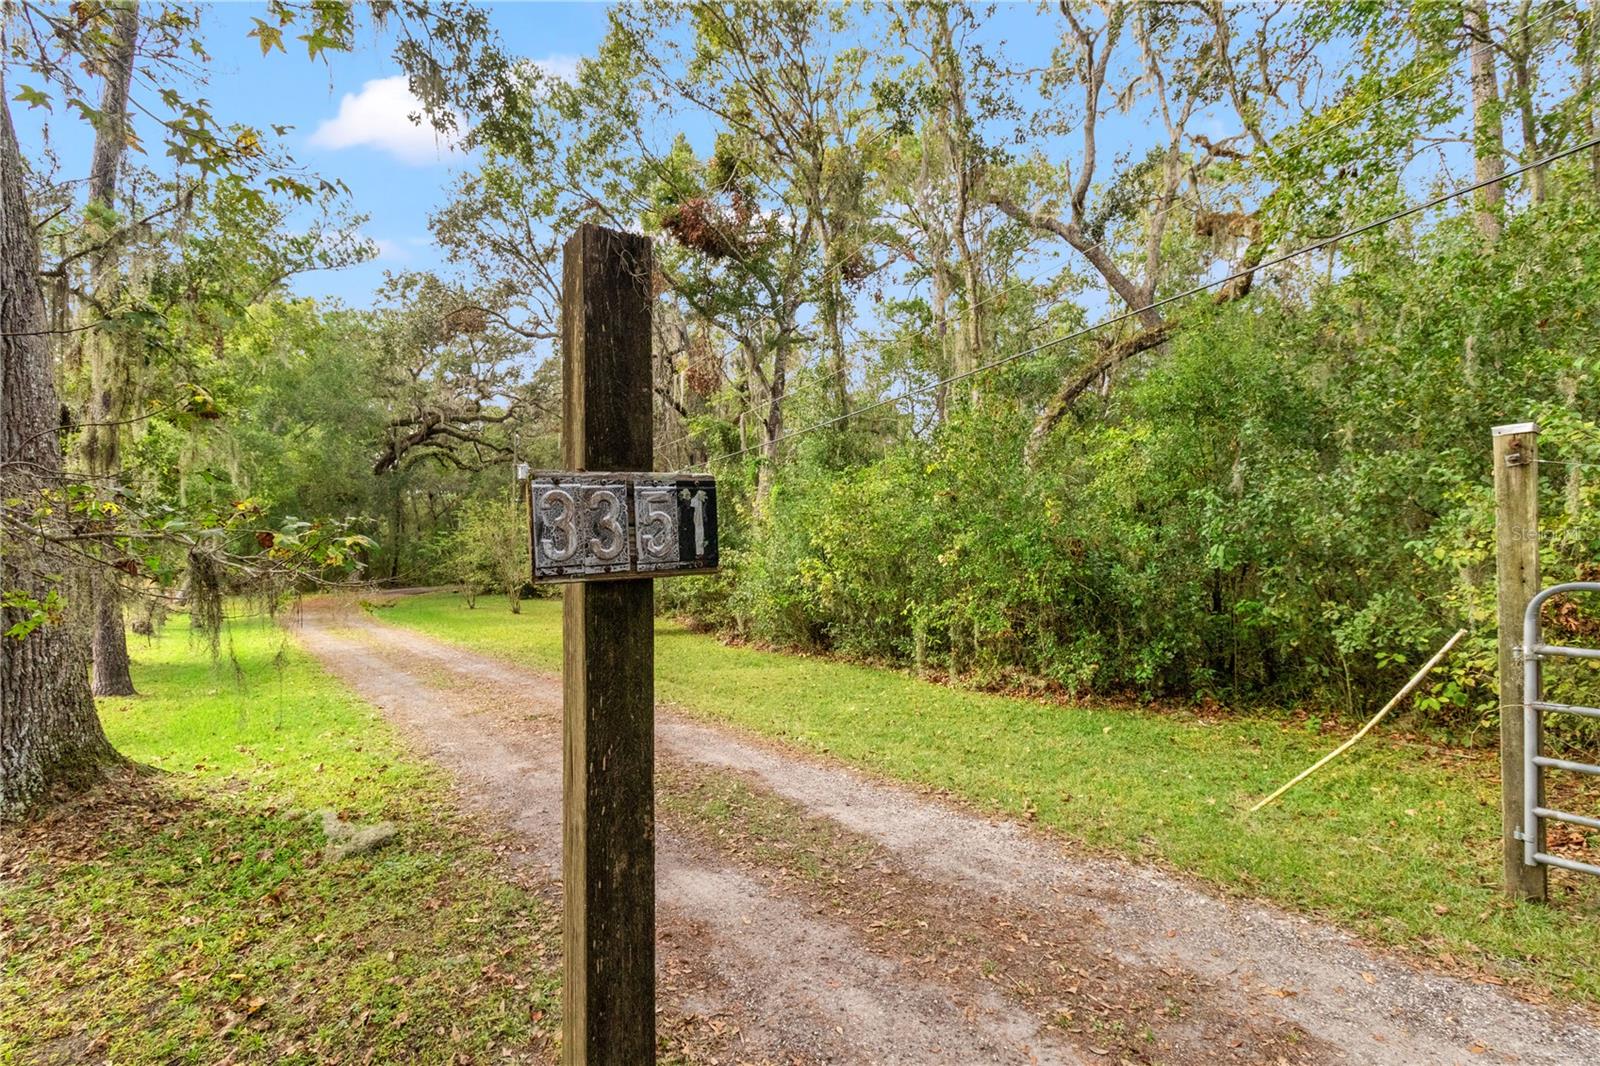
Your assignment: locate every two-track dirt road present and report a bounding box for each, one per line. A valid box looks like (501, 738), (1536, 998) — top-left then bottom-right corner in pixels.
(291, 601), (1600, 1065)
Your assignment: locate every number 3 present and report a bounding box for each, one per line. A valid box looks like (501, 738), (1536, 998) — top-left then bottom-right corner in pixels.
(539, 488), (579, 563)
(586, 487), (626, 563)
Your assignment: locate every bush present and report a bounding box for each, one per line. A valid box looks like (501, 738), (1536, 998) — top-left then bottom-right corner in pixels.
(440, 500), (528, 614)
(686, 197), (1600, 746)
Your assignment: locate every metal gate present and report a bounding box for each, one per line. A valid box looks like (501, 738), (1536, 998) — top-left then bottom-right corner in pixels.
(1521, 582), (1600, 878)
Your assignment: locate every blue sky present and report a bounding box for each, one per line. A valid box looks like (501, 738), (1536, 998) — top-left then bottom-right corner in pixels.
(9, 2), (1280, 314)
(12, 2), (1481, 318)
(14, 2), (615, 306)
(199, 1), (612, 304)
(13, 2), (1116, 310)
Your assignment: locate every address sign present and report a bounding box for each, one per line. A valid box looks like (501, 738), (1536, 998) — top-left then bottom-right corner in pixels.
(530, 472), (718, 583)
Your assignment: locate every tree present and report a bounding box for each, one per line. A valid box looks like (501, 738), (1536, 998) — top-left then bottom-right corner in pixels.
(1, 0), (485, 815)
(877, 1), (1024, 419)
(1, 77), (120, 815)
(369, 272), (545, 477)
(616, 1), (882, 506)
(1465, 0), (1508, 238)
(445, 500), (528, 614)
(981, 2), (1300, 461)
(78, 0), (141, 695)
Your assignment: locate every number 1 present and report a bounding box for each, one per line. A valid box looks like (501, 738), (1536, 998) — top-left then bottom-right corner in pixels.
(688, 490), (707, 556)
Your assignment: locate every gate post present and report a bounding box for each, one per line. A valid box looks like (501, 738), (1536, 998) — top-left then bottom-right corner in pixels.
(1493, 421), (1546, 902)
(560, 223), (657, 1061)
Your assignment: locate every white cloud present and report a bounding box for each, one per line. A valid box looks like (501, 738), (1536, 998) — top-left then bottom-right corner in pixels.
(371, 237), (410, 263)
(309, 76), (462, 165)
(513, 53), (583, 90)
(532, 53), (582, 83)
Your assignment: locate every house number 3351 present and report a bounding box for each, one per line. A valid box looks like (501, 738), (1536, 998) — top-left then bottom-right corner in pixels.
(530, 473), (718, 583)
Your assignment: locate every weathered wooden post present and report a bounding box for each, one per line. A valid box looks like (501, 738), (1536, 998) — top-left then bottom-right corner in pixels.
(559, 223), (656, 1063)
(1493, 421), (1546, 902)
(538, 223), (718, 1063)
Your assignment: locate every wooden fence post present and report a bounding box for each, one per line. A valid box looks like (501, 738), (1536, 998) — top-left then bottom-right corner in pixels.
(1493, 421), (1546, 902)
(560, 222), (657, 1062)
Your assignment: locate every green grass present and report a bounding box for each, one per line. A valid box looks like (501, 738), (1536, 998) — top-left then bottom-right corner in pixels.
(385, 590), (1600, 1005)
(0, 614), (561, 1065)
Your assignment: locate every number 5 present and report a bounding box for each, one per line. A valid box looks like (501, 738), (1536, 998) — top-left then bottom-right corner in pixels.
(635, 486), (677, 563)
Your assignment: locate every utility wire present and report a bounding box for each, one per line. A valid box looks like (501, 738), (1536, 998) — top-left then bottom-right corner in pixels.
(658, 1), (1579, 459)
(960, 0), (1577, 320)
(695, 135), (1600, 469)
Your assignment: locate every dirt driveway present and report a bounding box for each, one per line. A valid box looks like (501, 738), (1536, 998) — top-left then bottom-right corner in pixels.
(291, 602), (1600, 1065)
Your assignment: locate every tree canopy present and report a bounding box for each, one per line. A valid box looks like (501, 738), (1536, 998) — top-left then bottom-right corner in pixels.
(5, 0), (1600, 814)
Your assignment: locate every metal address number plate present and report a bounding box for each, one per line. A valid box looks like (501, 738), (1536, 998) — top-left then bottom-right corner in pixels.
(530, 472), (718, 583)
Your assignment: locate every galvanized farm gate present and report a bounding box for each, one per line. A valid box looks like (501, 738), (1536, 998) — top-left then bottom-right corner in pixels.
(1494, 422), (1600, 900)
(1519, 582), (1600, 881)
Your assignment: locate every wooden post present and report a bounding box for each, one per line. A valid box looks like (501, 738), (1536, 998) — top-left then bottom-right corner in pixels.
(1493, 421), (1546, 902)
(561, 222), (657, 1062)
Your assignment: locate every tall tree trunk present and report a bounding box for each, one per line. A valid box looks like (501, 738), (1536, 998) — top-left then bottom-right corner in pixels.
(817, 220), (850, 424)
(388, 486), (405, 581)
(1585, 3), (1599, 189)
(1465, 0), (1506, 240)
(86, 3), (139, 221)
(755, 427), (779, 515)
(954, 238), (982, 381)
(91, 593), (136, 696)
(1, 89), (121, 819)
(1508, 2), (1546, 205)
(930, 256), (953, 422)
(933, 4), (984, 402)
(82, 1), (140, 696)
(914, 124), (954, 422)
(752, 336), (788, 518)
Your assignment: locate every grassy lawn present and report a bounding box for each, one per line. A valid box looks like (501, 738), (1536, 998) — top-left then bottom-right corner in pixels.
(0, 614), (561, 1066)
(383, 590), (1600, 1006)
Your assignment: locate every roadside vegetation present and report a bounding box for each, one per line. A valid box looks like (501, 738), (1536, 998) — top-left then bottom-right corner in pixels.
(383, 591), (1600, 1005)
(8, 4), (1600, 820)
(0, 616), (561, 1065)
(4, 0), (1600, 1044)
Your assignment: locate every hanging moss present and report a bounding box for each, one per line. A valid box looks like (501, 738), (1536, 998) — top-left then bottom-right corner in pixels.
(186, 548), (225, 662)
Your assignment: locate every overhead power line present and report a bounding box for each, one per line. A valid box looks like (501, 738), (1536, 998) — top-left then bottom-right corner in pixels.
(659, 0), (1579, 460)
(694, 135), (1600, 469)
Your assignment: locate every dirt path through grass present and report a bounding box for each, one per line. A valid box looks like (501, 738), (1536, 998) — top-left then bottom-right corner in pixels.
(291, 601), (1600, 1066)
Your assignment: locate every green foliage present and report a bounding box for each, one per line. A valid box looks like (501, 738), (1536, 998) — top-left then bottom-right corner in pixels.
(699, 190), (1600, 743)
(438, 499), (530, 613)
(0, 588), (64, 640)
(15, 0), (1600, 754)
